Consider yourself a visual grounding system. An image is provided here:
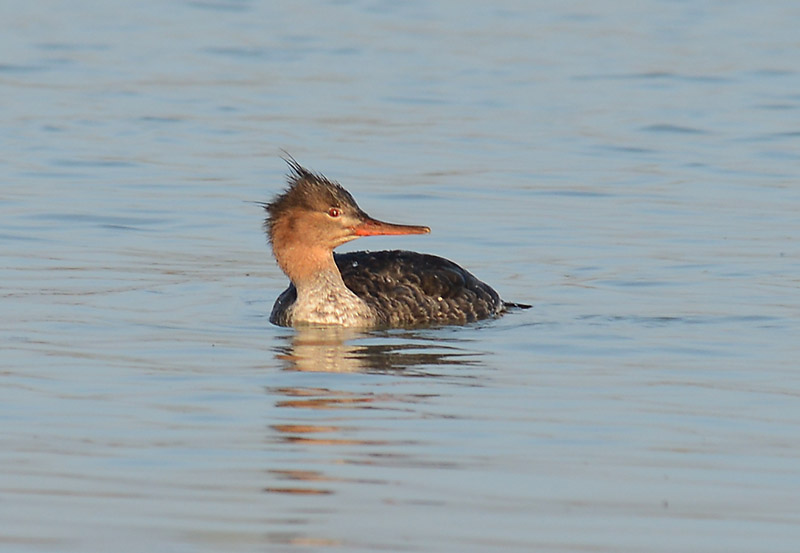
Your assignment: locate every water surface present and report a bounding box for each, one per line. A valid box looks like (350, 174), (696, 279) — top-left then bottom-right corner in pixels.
(2, 1), (800, 552)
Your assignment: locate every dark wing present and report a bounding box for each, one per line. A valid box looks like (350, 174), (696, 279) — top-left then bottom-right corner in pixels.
(269, 285), (297, 326)
(335, 250), (503, 327)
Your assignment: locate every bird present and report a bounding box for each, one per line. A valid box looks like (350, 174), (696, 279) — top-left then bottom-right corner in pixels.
(262, 158), (529, 328)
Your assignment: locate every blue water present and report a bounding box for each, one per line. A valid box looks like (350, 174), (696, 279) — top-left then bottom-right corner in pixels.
(2, 1), (800, 551)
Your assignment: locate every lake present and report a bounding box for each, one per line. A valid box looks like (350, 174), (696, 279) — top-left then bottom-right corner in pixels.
(2, 1), (799, 551)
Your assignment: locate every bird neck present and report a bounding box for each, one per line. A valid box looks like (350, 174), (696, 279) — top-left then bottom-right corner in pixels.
(273, 242), (343, 293)
(273, 242), (376, 326)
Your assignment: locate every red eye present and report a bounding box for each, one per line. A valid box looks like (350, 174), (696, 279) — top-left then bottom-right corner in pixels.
(328, 207), (340, 218)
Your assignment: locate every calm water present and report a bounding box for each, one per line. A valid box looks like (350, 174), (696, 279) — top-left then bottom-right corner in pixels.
(2, 1), (800, 551)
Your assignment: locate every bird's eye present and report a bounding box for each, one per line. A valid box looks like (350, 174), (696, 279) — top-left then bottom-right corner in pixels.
(328, 207), (341, 218)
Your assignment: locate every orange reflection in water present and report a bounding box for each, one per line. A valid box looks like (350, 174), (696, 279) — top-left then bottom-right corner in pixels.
(263, 325), (469, 535)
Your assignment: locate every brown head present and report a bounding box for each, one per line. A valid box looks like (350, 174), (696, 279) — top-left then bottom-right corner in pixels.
(264, 159), (430, 283)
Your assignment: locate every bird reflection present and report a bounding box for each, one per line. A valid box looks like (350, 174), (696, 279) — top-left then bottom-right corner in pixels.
(264, 327), (484, 507)
(273, 325), (484, 374)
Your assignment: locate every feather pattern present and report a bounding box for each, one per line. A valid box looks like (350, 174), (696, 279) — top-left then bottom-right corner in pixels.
(270, 250), (504, 327)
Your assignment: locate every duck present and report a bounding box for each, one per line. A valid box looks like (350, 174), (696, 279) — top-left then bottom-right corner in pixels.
(263, 159), (529, 327)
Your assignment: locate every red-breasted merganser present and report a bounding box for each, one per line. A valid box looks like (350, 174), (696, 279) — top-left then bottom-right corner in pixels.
(263, 160), (529, 328)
